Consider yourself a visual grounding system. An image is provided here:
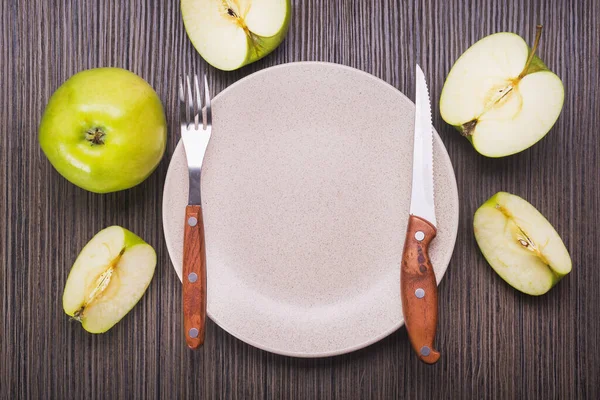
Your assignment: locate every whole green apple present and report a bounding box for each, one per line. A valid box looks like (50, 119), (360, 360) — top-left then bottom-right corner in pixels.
(39, 68), (167, 193)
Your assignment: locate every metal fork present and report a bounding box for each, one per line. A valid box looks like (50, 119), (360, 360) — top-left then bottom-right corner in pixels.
(179, 74), (211, 349)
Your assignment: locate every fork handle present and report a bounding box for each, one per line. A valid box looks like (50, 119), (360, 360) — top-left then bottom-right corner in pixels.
(182, 204), (207, 349)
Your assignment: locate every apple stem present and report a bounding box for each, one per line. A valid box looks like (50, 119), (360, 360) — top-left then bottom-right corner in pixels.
(519, 24), (543, 79)
(461, 120), (478, 137)
(86, 127), (106, 145)
(71, 307), (84, 322)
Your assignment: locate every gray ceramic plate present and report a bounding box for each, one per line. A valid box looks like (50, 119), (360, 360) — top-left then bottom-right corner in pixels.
(162, 62), (459, 357)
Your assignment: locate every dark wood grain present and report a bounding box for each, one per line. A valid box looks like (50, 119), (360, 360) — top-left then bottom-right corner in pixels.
(1, 0), (599, 399)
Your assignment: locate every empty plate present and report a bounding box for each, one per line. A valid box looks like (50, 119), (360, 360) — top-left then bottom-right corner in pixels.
(162, 62), (459, 357)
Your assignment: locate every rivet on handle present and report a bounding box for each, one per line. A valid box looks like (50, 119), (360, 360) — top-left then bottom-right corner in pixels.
(189, 328), (199, 338)
(415, 231), (425, 241)
(415, 288), (425, 298)
(420, 346), (431, 356)
(188, 217), (198, 227)
(188, 272), (198, 283)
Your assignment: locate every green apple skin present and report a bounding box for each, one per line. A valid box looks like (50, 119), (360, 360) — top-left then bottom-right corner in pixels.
(181, 0), (292, 71)
(474, 192), (572, 296)
(39, 68), (167, 193)
(245, 7), (291, 64)
(440, 32), (564, 158)
(237, 2), (291, 67)
(63, 226), (157, 333)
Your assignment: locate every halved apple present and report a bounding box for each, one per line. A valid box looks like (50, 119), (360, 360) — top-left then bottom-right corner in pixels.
(440, 26), (564, 157)
(63, 226), (156, 333)
(181, 0), (291, 71)
(474, 192), (571, 295)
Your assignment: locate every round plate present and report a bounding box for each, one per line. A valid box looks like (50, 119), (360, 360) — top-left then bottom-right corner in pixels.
(163, 62), (459, 357)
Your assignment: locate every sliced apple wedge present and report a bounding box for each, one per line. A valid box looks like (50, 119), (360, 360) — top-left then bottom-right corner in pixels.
(440, 26), (564, 157)
(63, 226), (156, 333)
(181, 0), (291, 71)
(474, 192), (571, 295)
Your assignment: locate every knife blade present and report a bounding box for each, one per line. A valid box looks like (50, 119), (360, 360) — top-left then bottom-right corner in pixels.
(400, 64), (440, 364)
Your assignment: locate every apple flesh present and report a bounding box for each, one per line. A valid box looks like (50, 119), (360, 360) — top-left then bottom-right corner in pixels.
(63, 226), (157, 333)
(181, 0), (291, 71)
(440, 26), (564, 157)
(39, 68), (167, 193)
(474, 192), (571, 295)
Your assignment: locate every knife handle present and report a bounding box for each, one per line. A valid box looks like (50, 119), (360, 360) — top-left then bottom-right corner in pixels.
(182, 205), (207, 349)
(401, 215), (440, 364)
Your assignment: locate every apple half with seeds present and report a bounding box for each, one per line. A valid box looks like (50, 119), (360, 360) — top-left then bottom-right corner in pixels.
(440, 26), (564, 157)
(181, 0), (292, 71)
(63, 226), (156, 333)
(474, 192), (571, 295)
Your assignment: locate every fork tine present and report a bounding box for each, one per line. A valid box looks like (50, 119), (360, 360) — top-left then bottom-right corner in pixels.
(178, 75), (187, 128)
(193, 74), (201, 130)
(186, 75), (194, 129)
(204, 74), (211, 128)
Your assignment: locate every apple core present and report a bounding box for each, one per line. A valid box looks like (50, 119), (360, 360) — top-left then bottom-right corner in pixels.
(72, 247), (125, 321)
(461, 26), (544, 138)
(440, 27), (564, 157)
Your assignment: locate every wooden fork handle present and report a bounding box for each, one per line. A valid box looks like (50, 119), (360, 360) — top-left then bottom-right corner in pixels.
(182, 204), (207, 349)
(400, 215), (440, 364)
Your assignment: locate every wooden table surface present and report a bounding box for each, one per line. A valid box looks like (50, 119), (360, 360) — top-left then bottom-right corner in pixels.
(2, 0), (599, 399)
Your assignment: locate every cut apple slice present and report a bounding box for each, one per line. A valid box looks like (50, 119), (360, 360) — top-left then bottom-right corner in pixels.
(474, 192), (571, 295)
(63, 226), (156, 333)
(440, 27), (564, 157)
(181, 0), (291, 71)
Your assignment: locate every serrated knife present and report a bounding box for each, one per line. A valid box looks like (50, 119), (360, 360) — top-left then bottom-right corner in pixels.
(401, 64), (440, 364)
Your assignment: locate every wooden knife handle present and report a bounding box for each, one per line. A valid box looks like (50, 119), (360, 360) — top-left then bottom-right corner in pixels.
(400, 215), (440, 364)
(182, 205), (207, 349)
